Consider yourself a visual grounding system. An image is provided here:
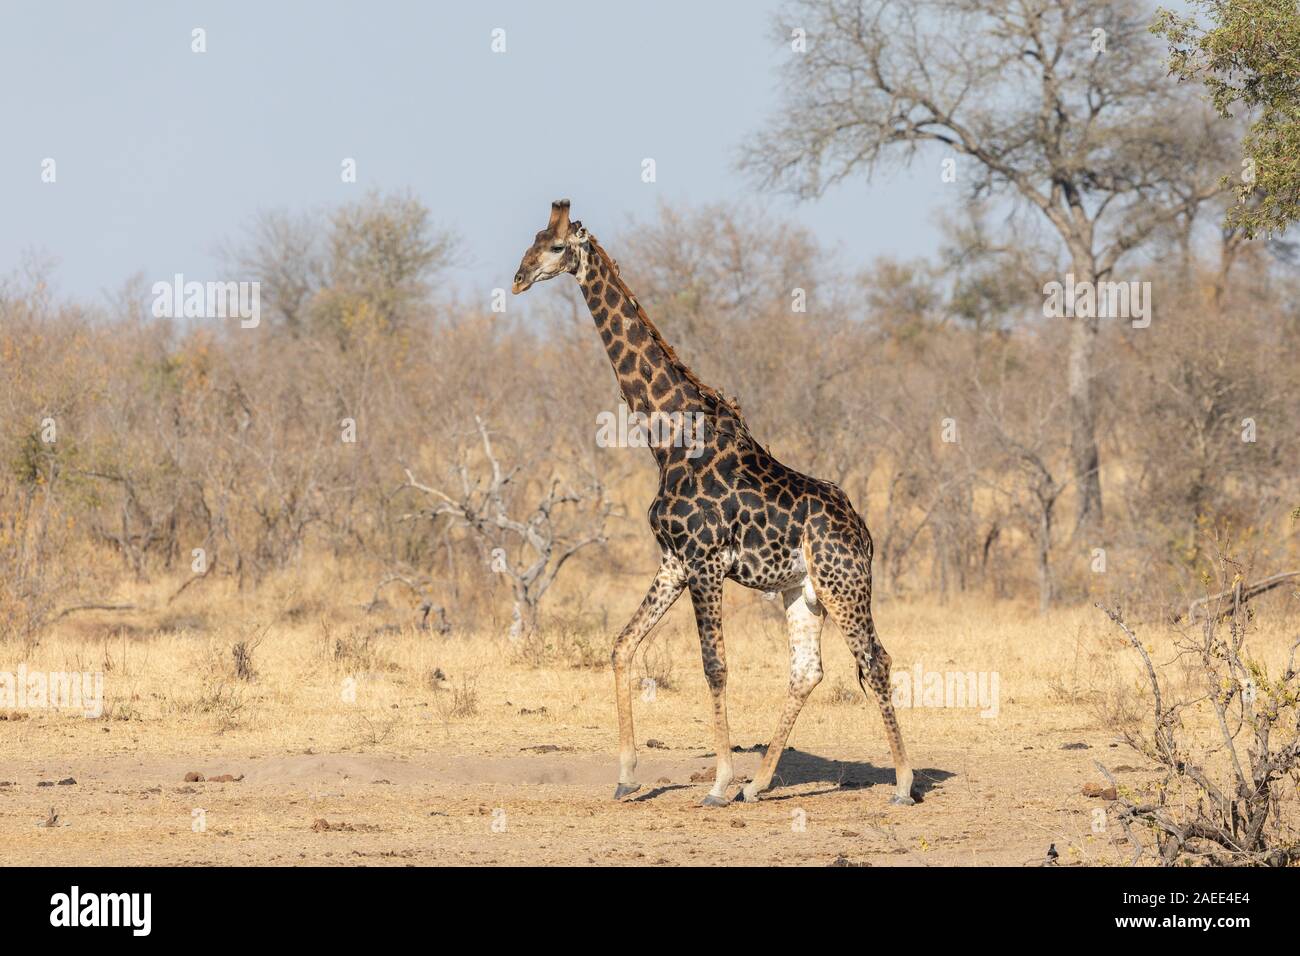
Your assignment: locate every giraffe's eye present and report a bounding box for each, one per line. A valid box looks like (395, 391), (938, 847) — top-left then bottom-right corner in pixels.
(550, 244), (565, 253)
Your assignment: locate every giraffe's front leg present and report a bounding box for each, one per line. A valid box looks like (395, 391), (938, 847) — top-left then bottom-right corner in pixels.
(689, 573), (734, 807)
(610, 557), (686, 800)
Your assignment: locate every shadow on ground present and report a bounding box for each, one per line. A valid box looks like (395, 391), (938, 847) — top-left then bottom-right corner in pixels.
(631, 745), (955, 803)
(770, 746), (953, 799)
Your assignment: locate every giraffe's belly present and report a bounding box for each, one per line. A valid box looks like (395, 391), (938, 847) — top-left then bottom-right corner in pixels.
(728, 540), (808, 594)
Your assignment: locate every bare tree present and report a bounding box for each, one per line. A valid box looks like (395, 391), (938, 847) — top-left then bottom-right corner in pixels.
(743, 0), (1232, 539)
(973, 360), (1071, 611)
(403, 418), (612, 640)
(224, 208), (326, 335)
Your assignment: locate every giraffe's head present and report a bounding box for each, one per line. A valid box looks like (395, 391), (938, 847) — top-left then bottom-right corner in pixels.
(512, 199), (585, 294)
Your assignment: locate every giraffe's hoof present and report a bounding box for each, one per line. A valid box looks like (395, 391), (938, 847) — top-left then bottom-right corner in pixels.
(700, 793), (730, 808)
(613, 783), (641, 800)
(739, 786), (761, 803)
(889, 793), (917, 807)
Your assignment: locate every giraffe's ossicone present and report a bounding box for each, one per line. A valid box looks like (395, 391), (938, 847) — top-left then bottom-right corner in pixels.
(513, 200), (917, 807)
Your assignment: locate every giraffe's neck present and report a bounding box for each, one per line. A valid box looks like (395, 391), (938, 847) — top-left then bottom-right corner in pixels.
(576, 239), (745, 467)
(577, 244), (697, 414)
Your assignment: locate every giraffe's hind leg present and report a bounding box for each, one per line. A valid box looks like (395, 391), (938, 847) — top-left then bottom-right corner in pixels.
(740, 585), (825, 802)
(848, 612), (915, 805)
(805, 533), (917, 805)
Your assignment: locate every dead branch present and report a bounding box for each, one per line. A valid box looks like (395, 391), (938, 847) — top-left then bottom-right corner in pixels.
(51, 603), (138, 621)
(1176, 570), (1300, 624)
(402, 417), (611, 640)
(1094, 602), (1300, 866)
(167, 553), (218, 605)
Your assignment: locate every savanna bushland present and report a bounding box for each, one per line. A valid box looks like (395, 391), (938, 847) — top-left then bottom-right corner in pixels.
(2, 0), (1298, 866)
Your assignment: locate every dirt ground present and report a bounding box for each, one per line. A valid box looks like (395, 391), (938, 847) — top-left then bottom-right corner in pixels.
(2, 584), (1295, 866)
(5, 743), (1140, 867)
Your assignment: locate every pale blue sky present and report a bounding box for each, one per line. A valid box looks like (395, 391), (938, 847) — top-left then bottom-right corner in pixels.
(1, 0), (944, 307)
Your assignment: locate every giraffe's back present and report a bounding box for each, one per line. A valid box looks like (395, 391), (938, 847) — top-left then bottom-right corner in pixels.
(647, 437), (870, 594)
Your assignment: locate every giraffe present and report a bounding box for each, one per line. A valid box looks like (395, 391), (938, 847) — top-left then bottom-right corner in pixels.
(512, 200), (917, 807)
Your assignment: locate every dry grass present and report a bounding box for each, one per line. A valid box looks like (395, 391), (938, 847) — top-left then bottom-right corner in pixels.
(9, 562), (1299, 760)
(2, 562), (1296, 866)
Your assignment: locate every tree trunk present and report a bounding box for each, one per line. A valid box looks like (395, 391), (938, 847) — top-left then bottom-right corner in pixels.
(1067, 260), (1103, 542)
(508, 597), (539, 642)
(1037, 501), (1054, 614)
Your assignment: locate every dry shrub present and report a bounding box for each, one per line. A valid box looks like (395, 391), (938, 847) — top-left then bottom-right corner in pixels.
(188, 625), (268, 728)
(193, 679), (246, 732)
(1096, 598), (1300, 866)
(826, 679), (860, 706)
(353, 712), (399, 747)
(512, 623), (607, 671)
(430, 669), (480, 732)
(231, 640), (257, 681)
(637, 642), (678, 694)
(321, 619), (378, 672)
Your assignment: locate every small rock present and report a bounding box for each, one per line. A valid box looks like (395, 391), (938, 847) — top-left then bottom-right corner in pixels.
(36, 781), (53, 788)
(829, 854), (868, 867)
(310, 819), (371, 833)
(645, 738), (668, 750)
(184, 772), (205, 783)
(657, 777), (671, 785)
(57, 777), (76, 786)
(1082, 782), (1118, 800)
(1060, 742), (1090, 750)
(689, 770), (713, 782)
(730, 819), (746, 829)
(207, 774), (243, 783)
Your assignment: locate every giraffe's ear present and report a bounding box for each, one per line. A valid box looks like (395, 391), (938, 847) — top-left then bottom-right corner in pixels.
(548, 199), (571, 238)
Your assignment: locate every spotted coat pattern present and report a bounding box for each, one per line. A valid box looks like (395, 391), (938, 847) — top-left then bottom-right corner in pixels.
(512, 201), (916, 806)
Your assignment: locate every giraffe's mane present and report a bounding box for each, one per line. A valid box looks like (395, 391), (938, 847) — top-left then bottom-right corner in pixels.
(584, 234), (749, 429)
